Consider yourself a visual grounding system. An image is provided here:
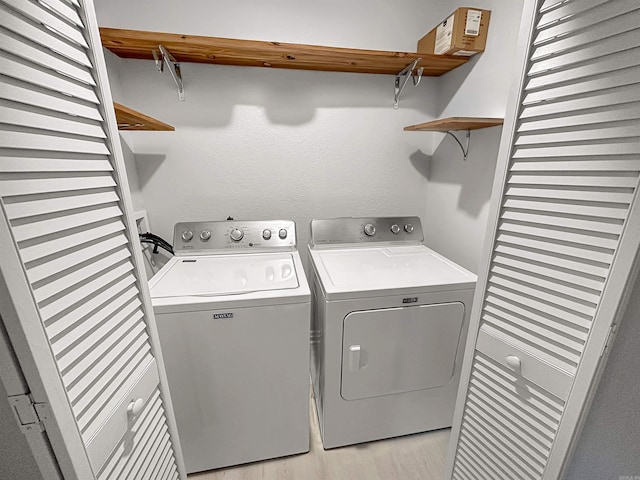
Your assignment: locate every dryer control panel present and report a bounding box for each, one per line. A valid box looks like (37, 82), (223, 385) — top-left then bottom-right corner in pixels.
(309, 216), (424, 247)
(173, 220), (297, 255)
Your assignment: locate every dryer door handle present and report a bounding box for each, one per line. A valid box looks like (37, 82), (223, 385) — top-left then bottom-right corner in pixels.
(348, 345), (361, 372)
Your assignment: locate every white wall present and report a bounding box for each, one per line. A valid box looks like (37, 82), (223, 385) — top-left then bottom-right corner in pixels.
(565, 271), (640, 480)
(406, 0), (525, 272)
(95, 0), (523, 272)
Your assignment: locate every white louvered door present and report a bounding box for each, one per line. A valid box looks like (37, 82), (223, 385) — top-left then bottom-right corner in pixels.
(0, 0), (185, 479)
(446, 0), (640, 478)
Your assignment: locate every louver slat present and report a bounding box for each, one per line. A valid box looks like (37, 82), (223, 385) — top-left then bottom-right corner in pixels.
(12, 204), (122, 242)
(490, 263), (600, 305)
(537, 0), (610, 27)
(37, 0), (84, 28)
(526, 48), (640, 91)
(39, 252), (132, 325)
(530, 31), (640, 76)
(27, 233), (128, 284)
(0, 176), (116, 197)
(50, 282), (138, 357)
(451, 1), (640, 478)
(0, 4), (91, 67)
(44, 273), (136, 336)
(501, 197), (630, 220)
(0, 29), (95, 85)
(60, 304), (144, 384)
(0, 156), (111, 172)
(5, 191), (119, 219)
(521, 86), (640, 118)
(0, 51), (99, 103)
(19, 219), (125, 263)
(0, 129), (111, 155)
(523, 66), (640, 105)
(534, 1), (639, 45)
(2, 0), (88, 47)
(0, 101), (106, 138)
(0, 78), (103, 121)
(532, 9), (640, 61)
(495, 231), (612, 268)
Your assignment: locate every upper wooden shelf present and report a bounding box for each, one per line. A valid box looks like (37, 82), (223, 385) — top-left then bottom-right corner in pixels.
(404, 117), (504, 132)
(113, 102), (174, 131)
(100, 28), (469, 76)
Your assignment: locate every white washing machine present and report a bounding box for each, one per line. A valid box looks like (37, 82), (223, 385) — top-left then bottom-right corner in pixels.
(307, 216), (477, 449)
(149, 220), (310, 473)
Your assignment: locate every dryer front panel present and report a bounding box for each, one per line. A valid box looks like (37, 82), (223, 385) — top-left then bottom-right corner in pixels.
(341, 302), (465, 401)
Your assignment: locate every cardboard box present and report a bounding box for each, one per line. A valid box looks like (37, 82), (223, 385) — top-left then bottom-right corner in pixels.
(418, 8), (491, 57)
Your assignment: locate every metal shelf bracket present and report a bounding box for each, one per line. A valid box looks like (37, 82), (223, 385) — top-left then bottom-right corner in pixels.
(394, 59), (423, 109)
(445, 130), (471, 160)
(153, 44), (185, 101)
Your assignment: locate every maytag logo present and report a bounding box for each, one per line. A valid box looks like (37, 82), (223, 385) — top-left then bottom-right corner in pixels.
(213, 313), (234, 319)
(403, 297), (418, 304)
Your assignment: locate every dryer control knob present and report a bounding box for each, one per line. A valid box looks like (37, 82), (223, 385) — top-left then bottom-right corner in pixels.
(364, 223), (376, 236)
(230, 228), (244, 242)
(278, 229), (288, 239)
(200, 230), (211, 241)
(181, 230), (194, 242)
(390, 224), (400, 234)
(404, 224), (414, 233)
(263, 229), (272, 240)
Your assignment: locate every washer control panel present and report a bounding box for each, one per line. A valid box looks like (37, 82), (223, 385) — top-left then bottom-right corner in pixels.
(173, 220), (297, 255)
(310, 216), (424, 246)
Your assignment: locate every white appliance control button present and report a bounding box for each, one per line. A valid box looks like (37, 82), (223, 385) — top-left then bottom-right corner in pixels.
(404, 224), (414, 233)
(181, 230), (194, 242)
(364, 223), (376, 236)
(263, 229), (272, 240)
(390, 224), (400, 234)
(200, 230), (211, 241)
(230, 228), (244, 242)
(278, 229), (288, 239)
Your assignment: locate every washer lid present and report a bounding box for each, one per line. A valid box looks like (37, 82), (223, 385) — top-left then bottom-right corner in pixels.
(312, 245), (476, 294)
(150, 253), (299, 298)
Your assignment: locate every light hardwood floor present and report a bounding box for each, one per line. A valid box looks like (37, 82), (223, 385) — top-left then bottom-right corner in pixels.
(189, 394), (451, 480)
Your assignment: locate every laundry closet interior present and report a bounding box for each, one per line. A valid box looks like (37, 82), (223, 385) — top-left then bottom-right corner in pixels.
(1, 0), (639, 479)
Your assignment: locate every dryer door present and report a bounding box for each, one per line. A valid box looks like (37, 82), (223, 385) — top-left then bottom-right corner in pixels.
(341, 302), (465, 401)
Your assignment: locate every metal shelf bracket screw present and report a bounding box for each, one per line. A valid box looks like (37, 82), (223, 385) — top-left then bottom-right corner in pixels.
(394, 59), (424, 109)
(152, 44), (185, 101)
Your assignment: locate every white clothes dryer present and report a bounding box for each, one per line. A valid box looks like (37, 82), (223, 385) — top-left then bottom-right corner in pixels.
(149, 220), (310, 473)
(307, 217), (476, 449)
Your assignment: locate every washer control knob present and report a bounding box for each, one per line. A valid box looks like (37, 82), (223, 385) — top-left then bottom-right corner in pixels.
(200, 230), (211, 241)
(278, 229), (288, 239)
(404, 224), (414, 233)
(181, 230), (193, 242)
(390, 224), (400, 234)
(364, 223), (376, 236)
(230, 228), (244, 242)
(263, 229), (272, 240)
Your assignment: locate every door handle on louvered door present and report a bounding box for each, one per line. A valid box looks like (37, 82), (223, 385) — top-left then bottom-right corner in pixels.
(506, 355), (522, 375)
(127, 398), (145, 418)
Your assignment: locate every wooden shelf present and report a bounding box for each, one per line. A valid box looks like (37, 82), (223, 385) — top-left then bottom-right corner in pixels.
(100, 28), (469, 76)
(404, 117), (504, 132)
(113, 102), (175, 131)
